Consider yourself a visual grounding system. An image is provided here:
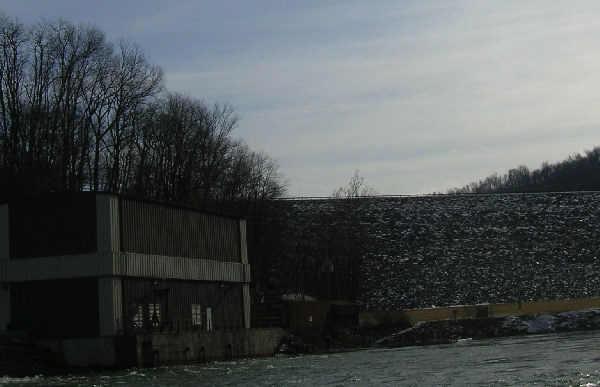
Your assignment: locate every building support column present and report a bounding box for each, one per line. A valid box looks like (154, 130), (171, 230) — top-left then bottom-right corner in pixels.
(0, 205), (8, 263)
(243, 283), (251, 329)
(96, 194), (120, 253)
(0, 204), (10, 331)
(98, 276), (123, 336)
(0, 204), (8, 260)
(239, 219), (248, 264)
(0, 285), (9, 331)
(239, 219), (251, 328)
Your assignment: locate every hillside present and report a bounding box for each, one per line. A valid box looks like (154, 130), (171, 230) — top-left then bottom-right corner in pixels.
(257, 192), (600, 310)
(450, 147), (600, 194)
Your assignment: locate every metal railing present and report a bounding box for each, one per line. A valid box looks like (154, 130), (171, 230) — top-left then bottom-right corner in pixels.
(124, 318), (245, 335)
(124, 318), (202, 335)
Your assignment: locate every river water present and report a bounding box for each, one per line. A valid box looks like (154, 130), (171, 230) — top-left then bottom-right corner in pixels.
(4, 330), (600, 386)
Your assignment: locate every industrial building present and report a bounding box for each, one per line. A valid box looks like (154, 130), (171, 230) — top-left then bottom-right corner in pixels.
(0, 192), (278, 367)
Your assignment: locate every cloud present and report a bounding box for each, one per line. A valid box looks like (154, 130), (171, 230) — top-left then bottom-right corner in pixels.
(5, 1), (600, 196)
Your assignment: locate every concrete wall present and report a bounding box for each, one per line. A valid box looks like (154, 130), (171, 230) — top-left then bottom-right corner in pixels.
(489, 297), (600, 318)
(38, 336), (137, 369)
(8, 330), (280, 371)
(62, 337), (118, 368)
(360, 297), (600, 326)
(144, 328), (286, 366)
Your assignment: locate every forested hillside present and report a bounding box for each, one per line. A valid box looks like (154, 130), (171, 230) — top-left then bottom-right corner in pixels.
(449, 148), (600, 194)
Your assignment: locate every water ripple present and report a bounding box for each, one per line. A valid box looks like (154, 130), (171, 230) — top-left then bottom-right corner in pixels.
(4, 331), (600, 385)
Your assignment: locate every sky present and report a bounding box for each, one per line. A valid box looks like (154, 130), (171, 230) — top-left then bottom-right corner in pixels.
(2, 1), (600, 197)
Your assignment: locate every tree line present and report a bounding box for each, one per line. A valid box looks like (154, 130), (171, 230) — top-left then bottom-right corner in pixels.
(0, 16), (286, 207)
(0, 13), (379, 304)
(449, 147), (600, 194)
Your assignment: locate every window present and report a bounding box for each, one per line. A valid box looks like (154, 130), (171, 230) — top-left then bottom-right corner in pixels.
(191, 304), (202, 326)
(133, 305), (143, 328)
(149, 303), (161, 327)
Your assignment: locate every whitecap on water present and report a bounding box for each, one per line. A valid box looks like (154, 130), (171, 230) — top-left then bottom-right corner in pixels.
(0, 375), (42, 385)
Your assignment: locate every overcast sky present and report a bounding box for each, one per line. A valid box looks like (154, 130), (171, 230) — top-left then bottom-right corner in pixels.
(3, 1), (600, 197)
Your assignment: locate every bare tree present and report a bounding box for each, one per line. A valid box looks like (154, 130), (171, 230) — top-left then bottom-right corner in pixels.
(0, 15), (27, 201)
(0, 15), (287, 216)
(332, 169), (377, 198)
(102, 40), (163, 192)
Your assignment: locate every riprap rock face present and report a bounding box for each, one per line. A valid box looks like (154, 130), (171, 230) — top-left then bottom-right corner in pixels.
(262, 192), (600, 310)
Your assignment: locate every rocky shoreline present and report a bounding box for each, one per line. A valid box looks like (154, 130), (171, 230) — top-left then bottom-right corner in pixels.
(4, 309), (600, 377)
(375, 309), (600, 347)
(277, 309), (600, 354)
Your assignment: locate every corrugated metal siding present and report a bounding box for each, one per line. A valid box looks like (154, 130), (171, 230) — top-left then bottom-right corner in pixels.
(0, 252), (250, 283)
(9, 194), (97, 259)
(0, 253), (114, 282)
(119, 253), (247, 280)
(120, 198), (241, 262)
(10, 278), (100, 338)
(121, 278), (244, 332)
